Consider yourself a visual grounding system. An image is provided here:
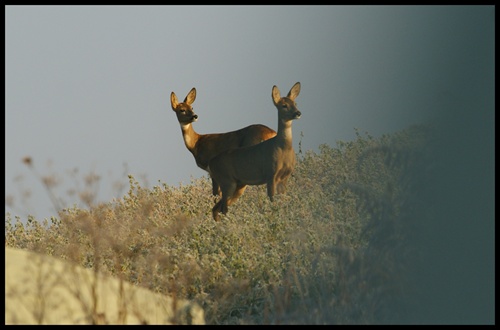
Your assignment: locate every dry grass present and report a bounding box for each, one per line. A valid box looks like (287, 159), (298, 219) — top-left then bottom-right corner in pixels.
(7, 123), (490, 324)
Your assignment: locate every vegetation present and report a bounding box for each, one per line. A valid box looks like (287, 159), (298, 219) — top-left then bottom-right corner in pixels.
(6, 125), (436, 324)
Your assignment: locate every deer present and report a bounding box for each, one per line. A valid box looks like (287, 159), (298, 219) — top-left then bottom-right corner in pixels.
(208, 82), (302, 221)
(170, 87), (277, 196)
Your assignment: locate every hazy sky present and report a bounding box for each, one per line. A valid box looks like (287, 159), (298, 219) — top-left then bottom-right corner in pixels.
(5, 5), (495, 220)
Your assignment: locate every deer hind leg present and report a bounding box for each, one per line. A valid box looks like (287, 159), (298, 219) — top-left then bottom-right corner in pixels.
(211, 177), (221, 196)
(212, 199), (223, 221)
(226, 185), (247, 208)
(212, 184), (246, 221)
(212, 181), (238, 220)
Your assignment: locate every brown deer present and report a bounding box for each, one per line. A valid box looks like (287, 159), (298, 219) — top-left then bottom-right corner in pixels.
(208, 82), (302, 221)
(170, 87), (276, 196)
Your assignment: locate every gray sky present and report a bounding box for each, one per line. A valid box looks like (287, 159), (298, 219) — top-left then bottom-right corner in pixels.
(5, 5), (495, 220)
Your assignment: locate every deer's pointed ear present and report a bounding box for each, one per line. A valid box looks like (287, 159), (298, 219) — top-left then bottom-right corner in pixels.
(272, 85), (281, 105)
(184, 88), (196, 105)
(171, 92), (179, 110)
(287, 82), (301, 100)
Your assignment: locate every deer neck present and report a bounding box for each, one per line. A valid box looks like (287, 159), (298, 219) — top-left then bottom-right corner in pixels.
(180, 123), (200, 152)
(275, 119), (294, 149)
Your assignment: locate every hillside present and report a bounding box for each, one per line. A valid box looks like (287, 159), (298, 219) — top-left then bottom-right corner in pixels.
(7, 124), (489, 324)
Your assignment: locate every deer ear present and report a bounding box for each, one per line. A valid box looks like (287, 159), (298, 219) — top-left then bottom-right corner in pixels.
(272, 85), (281, 105)
(171, 92), (179, 110)
(184, 88), (196, 105)
(287, 82), (301, 100)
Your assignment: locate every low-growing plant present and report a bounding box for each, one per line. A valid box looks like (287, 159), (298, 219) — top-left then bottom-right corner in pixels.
(6, 124), (435, 324)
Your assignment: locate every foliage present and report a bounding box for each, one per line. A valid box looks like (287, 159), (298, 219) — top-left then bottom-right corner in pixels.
(6, 124), (433, 324)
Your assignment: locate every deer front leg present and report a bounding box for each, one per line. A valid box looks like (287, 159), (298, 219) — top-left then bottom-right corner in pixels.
(277, 176), (289, 194)
(267, 180), (276, 202)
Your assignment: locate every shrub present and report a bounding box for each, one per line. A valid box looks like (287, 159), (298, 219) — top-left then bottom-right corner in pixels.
(6, 124), (438, 324)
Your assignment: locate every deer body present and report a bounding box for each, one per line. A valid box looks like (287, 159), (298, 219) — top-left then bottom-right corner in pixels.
(171, 88), (276, 195)
(209, 82), (302, 221)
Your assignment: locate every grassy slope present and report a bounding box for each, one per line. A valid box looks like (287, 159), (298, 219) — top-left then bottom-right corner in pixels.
(7, 124), (479, 324)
